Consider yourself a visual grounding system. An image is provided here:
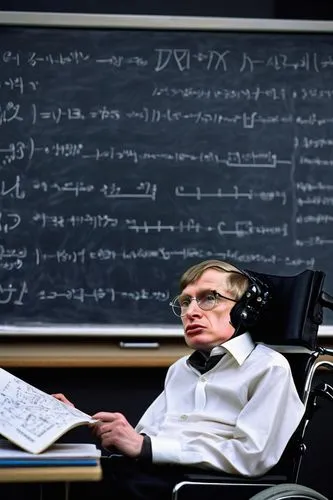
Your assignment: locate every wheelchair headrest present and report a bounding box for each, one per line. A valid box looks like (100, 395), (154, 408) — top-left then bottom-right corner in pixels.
(246, 269), (326, 349)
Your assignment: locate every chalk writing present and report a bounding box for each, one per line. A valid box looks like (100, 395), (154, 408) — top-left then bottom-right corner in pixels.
(0, 212), (21, 233)
(0, 26), (333, 326)
(38, 288), (169, 303)
(0, 282), (28, 304)
(32, 214), (118, 229)
(152, 86), (288, 101)
(175, 186), (287, 203)
(0, 246), (317, 268)
(0, 77), (39, 94)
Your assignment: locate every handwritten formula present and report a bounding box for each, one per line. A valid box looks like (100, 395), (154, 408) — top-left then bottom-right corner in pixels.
(0, 26), (333, 324)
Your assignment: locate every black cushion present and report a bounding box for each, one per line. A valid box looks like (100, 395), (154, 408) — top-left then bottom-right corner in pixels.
(247, 270), (325, 349)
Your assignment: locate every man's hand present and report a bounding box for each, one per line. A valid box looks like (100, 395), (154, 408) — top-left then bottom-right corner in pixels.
(51, 393), (75, 407)
(91, 411), (144, 458)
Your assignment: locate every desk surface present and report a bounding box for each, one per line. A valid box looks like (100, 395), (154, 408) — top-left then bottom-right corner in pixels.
(0, 464), (102, 483)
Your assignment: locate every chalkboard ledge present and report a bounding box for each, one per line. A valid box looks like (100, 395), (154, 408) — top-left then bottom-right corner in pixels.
(0, 325), (184, 337)
(0, 337), (331, 368)
(0, 325), (332, 338)
(0, 338), (191, 368)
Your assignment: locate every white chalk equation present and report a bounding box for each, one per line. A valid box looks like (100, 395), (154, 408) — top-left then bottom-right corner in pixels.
(0, 211), (21, 233)
(31, 213), (118, 230)
(3, 77), (333, 104)
(1, 206), (332, 233)
(294, 137), (333, 149)
(0, 245), (317, 272)
(0, 176), (288, 203)
(154, 50), (326, 73)
(0, 283), (170, 305)
(3, 75), (333, 104)
(30, 217), (289, 236)
(38, 288), (169, 303)
(0, 281), (28, 304)
(0, 176), (157, 200)
(0, 175), (26, 198)
(296, 237), (333, 246)
(0, 245), (26, 271)
(0, 103), (298, 127)
(0, 76), (39, 94)
(152, 86), (333, 101)
(81, 148), (283, 166)
(299, 156), (333, 167)
(0, 140), (291, 169)
(297, 182), (333, 192)
(296, 215), (333, 224)
(175, 186), (287, 204)
(34, 180), (157, 200)
(2, 49), (333, 74)
(152, 86), (287, 100)
(2, 102), (333, 129)
(298, 196), (333, 206)
(2, 139), (333, 170)
(125, 219), (289, 237)
(1, 50), (90, 67)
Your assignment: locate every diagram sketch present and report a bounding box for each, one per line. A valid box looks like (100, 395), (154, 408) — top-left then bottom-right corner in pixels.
(0, 368), (95, 453)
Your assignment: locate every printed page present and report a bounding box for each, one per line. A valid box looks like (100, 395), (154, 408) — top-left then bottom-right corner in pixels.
(0, 368), (96, 454)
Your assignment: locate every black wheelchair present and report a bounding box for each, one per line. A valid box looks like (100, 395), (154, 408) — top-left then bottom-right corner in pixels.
(171, 268), (333, 500)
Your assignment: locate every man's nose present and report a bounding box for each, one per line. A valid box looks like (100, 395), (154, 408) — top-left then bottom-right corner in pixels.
(186, 298), (202, 316)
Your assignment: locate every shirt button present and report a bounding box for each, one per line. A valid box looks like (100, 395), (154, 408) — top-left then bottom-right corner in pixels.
(201, 376), (207, 382)
(180, 414), (188, 421)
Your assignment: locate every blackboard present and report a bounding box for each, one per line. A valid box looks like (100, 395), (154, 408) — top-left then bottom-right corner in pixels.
(1, 13), (333, 333)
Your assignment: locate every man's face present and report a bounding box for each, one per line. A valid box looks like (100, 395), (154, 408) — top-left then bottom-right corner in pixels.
(181, 269), (236, 350)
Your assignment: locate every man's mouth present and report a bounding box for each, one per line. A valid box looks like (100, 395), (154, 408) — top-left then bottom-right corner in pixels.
(186, 324), (205, 335)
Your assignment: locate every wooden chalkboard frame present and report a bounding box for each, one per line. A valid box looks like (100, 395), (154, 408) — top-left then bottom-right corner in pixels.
(1, 11), (333, 338)
(1, 11), (333, 32)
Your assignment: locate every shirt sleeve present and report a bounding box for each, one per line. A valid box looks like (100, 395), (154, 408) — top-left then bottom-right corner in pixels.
(138, 434), (152, 462)
(140, 361), (305, 477)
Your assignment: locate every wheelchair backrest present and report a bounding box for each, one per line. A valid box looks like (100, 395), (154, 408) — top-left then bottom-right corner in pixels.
(247, 269), (326, 350)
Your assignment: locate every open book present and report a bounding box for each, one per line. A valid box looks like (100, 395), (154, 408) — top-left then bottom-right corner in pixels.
(0, 368), (97, 454)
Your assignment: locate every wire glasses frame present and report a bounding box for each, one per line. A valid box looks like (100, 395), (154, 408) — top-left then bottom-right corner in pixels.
(169, 289), (237, 317)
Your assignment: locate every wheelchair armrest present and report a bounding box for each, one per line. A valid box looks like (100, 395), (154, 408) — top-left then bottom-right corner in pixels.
(320, 290), (333, 311)
(319, 346), (333, 358)
(311, 381), (333, 403)
(305, 380), (333, 421)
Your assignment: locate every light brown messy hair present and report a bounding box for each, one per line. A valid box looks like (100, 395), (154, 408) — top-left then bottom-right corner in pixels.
(179, 259), (249, 301)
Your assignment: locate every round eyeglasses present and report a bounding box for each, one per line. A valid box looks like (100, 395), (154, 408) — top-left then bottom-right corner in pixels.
(169, 289), (237, 317)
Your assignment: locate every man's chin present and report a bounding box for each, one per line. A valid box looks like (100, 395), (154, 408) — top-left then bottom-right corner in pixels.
(185, 336), (213, 350)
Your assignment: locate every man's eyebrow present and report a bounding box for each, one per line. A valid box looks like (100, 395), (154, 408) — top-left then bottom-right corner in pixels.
(179, 288), (215, 297)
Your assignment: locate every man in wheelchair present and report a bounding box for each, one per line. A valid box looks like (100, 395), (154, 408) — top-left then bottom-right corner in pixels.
(55, 259), (310, 499)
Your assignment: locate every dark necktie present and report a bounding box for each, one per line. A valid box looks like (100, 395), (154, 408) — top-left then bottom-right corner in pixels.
(188, 350), (225, 374)
(203, 354), (225, 373)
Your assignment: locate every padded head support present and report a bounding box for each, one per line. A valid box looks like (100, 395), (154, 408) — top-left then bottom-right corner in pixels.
(228, 266), (326, 349)
(229, 269), (271, 332)
(247, 269), (326, 349)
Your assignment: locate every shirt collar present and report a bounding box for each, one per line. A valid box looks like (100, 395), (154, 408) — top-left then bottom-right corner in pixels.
(221, 332), (255, 365)
(188, 332), (255, 369)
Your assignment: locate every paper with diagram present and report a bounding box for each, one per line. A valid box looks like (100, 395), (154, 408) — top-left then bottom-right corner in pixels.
(0, 368), (96, 454)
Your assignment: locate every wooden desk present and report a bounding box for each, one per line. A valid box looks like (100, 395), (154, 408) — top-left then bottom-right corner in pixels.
(0, 464), (102, 482)
(0, 462), (102, 500)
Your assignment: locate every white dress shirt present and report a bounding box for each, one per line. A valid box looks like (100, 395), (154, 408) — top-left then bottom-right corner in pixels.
(135, 332), (305, 476)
